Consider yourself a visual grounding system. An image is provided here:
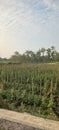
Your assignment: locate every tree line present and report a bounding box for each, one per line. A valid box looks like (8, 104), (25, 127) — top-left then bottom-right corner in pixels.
(0, 46), (59, 63)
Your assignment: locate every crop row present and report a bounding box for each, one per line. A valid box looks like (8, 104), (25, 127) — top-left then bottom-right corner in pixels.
(0, 63), (59, 120)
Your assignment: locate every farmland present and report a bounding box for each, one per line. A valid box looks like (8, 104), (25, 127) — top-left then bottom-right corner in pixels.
(0, 63), (59, 120)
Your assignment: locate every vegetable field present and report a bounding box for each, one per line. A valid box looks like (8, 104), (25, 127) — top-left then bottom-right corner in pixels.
(0, 63), (59, 120)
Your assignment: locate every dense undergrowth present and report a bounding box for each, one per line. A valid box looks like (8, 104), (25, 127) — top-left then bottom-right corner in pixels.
(0, 63), (59, 120)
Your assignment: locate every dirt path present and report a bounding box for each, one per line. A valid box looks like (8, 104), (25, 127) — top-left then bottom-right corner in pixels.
(0, 109), (59, 130)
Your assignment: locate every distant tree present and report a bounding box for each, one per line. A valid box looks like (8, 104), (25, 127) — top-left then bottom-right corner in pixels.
(10, 51), (21, 62)
(41, 48), (46, 56)
(24, 50), (35, 62)
(51, 46), (56, 61)
(55, 52), (59, 62)
(36, 49), (41, 62)
(8, 46), (59, 63)
(24, 50), (34, 57)
(41, 48), (46, 62)
(14, 51), (20, 56)
(47, 48), (51, 62)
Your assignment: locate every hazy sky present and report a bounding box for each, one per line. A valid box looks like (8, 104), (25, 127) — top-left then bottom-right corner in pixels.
(0, 0), (59, 58)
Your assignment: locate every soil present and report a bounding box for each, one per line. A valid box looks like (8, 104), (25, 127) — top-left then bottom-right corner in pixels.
(0, 119), (38, 130)
(0, 109), (59, 130)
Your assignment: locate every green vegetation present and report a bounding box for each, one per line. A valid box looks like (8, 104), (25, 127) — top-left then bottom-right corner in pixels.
(0, 46), (59, 63)
(0, 63), (59, 120)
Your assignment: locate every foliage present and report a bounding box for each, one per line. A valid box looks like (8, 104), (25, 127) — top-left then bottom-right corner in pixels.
(0, 46), (59, 63)
(0, 63), (59, 120)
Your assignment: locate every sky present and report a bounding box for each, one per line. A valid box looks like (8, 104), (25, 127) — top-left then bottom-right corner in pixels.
(0, 0), (59, 58)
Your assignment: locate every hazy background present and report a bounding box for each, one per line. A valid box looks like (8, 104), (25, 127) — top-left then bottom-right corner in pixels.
(0, 0), (59, 58)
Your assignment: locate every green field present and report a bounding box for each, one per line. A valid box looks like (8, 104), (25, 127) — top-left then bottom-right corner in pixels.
(0, 63), (59, 120)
